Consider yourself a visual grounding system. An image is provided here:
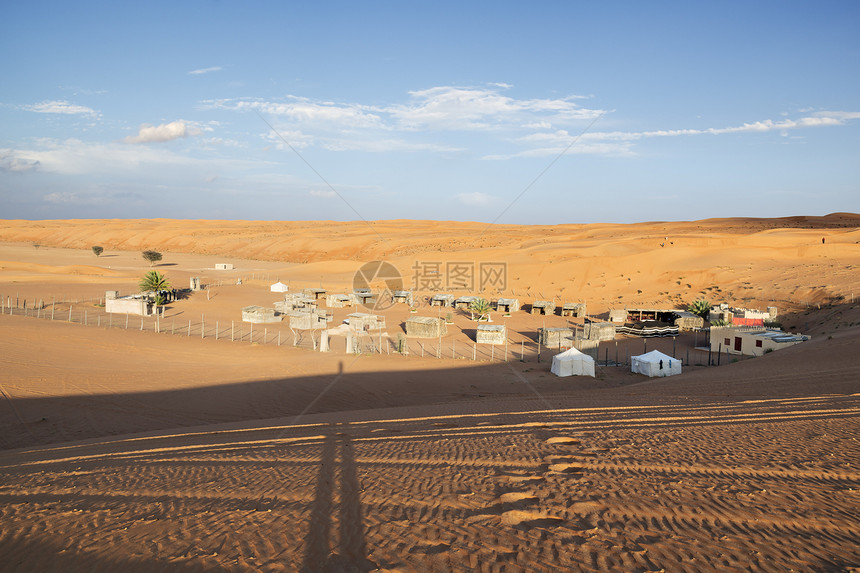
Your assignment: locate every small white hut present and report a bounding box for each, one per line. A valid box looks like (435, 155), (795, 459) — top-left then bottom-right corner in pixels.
(495, 298), (520, 313)
(270, 281), (289, 293)
(346, 312), (386, 331)
(406, 316), (447, 338)
(242, 305), (281, 324)
(531, 301), (555, 315)
(476, 324), (506, 345)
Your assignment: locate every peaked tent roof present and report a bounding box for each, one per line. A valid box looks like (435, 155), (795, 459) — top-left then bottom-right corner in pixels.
(632, 349), (676, 362)
(554, 347), (591, 360)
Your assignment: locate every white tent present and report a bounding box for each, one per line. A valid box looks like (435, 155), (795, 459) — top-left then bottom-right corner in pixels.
(631, 350), (682, 377)
(550, 347), (596, 377)
(270, 281), (289, 293)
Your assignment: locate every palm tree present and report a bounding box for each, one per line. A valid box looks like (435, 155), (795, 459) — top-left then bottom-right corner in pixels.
(469, 297), (491, 322)
(139, 271), (171, 314)
(687, 298), (710, 319)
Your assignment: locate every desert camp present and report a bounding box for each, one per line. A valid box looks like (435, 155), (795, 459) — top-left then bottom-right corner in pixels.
(2, 5), (859, 568)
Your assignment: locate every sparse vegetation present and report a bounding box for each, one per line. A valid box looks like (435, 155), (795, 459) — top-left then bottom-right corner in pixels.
(469, 298), (491, 322)
(687, 298), (711, 319)
(91, 245), (104, 257)
(142, 250), (162, 266)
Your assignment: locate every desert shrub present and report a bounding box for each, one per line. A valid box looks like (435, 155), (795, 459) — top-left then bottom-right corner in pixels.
(92, 245), (104, 257)
(142, 250), (162, 266)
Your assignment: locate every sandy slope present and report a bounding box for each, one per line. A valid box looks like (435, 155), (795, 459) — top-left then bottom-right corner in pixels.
(0, 216), (859, 571)
(2, 214), (859, 313)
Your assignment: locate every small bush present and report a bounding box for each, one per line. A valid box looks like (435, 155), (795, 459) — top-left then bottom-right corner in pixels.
(92, 245), (104, 257)
(142, 250), (163, 266)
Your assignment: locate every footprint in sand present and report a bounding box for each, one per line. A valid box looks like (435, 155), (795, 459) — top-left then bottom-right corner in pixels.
(499, 491), (539, 505)
(548, 463), (585, 474)
(544, 436), (588, 475)
(545, 436), (580, 446)
(500, 509), (564, 527)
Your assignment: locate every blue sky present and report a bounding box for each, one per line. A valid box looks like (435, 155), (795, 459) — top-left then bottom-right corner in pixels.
(2, 1), (859, 224)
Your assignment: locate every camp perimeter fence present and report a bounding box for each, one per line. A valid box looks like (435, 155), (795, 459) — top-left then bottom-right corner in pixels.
(1, 295), (713, 367)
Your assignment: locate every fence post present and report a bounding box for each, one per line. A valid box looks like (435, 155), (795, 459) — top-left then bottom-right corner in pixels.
(473, 343), (476, 361)
(216, 321), (219, 340)
(188, 320), (191, 336)
(68, 306), (72, 322)
(202, 314), (205, 339)
(231, 321), (234, 342)
(126, 314), (129, 329)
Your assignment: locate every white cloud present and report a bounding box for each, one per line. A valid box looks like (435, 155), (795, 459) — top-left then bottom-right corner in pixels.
(44, 191), (79, 203)
(123, 120), (203, 144)
(457, 191), (495, 205)
(205, 97), (384, 129)
(203, 89), (859, 160)
(320, 137), (460, 153)
(188, 66), (223, 75)
(22, 100), (98, 116)
(0, 149), (41, 172)
(204, 86), (602, 135)
(3, 137), (260, 176)
(388, 86), (602, 131)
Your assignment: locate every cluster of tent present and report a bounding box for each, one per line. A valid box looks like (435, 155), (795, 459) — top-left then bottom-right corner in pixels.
(550, 348), (681, 378)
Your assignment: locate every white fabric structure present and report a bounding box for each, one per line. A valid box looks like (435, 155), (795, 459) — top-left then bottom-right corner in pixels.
(550, 347), (596, 377)
(631, 350), (682, 377)
(270, 281), (289, 293)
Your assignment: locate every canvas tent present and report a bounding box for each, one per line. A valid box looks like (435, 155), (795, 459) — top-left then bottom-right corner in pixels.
(631, 350), (682, 377)
(550, 347), (595, 378)
(270, 281), (289, 293)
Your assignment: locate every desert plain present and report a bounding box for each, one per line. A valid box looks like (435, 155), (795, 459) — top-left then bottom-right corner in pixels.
(0, 215), (859, 572)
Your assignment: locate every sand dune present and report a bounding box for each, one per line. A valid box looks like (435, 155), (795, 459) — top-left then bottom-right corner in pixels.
(1, 215), (859, 313)
(0, 215), (858, 571)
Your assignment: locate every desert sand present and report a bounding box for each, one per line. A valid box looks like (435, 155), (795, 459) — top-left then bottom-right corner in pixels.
(0, 215), (858, 572)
